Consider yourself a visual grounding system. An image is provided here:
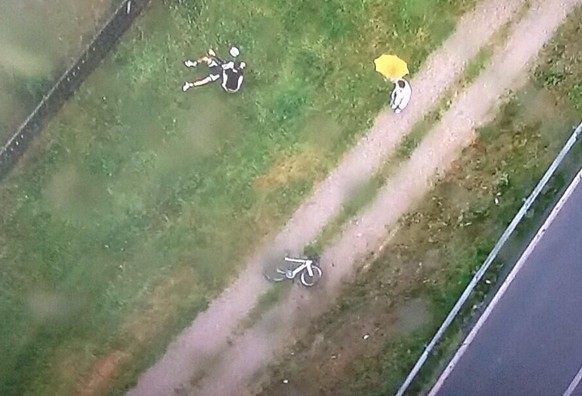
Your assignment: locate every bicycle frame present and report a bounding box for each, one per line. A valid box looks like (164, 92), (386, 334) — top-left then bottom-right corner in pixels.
(284, 257), (315, 278)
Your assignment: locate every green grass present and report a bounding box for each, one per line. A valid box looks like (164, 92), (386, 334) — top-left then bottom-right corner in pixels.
(255, 6), (582, 395)
(239, 284), (291, 331)
(0, 0), (478, 394)
(464, 46), (493, 82)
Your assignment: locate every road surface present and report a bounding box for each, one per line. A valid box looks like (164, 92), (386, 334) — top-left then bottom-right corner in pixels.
(429, 168), (582, 396)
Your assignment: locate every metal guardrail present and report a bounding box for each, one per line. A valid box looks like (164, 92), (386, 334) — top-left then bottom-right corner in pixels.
(0, 0), (150, 181)
(394, 120), (582, 396)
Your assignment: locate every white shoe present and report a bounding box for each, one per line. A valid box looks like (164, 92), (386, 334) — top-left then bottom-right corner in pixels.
(182, 82), (194, 92)
(184, 60), (197, 68)
(395, 108), (402, 114)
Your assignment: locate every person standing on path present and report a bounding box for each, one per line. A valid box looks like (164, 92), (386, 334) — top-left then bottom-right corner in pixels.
(390, 78), (412, 113)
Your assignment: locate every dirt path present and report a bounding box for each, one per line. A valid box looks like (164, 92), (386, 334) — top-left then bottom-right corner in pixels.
(186, 0), (581, 395)
(127, 0), (538, 394)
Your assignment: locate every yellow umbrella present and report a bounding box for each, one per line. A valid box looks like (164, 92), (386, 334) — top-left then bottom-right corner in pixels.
(374, 54), (409, 80)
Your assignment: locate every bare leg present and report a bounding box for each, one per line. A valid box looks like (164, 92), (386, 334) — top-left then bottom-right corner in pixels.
(182, 75), (214, 92)
(183, 56), (210, 91)
(184, 55), (212, 68)
(182, 52), (217, 92)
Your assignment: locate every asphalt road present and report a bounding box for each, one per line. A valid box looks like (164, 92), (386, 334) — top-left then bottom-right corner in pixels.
(430, 170), (582, 396)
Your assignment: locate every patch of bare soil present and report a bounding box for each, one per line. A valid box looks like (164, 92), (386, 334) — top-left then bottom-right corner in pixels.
(75, 351), (130, 396)
(74, 266), (199, 395)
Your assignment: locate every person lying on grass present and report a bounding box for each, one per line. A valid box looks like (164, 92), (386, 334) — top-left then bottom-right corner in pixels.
(390, 78), (412, 113)
(182, 46), (246, 93)
(220, 59), (246, 93)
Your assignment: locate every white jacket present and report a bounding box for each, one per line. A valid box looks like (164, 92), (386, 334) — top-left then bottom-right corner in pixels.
(390, 80), (412, 112)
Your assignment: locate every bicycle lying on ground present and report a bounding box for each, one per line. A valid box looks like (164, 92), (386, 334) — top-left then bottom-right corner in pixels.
(264, 256), (323, 287)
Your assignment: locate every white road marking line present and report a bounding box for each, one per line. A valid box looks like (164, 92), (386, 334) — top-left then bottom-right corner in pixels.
(429, 167), (582, 395)
(563, 363), (582, 396)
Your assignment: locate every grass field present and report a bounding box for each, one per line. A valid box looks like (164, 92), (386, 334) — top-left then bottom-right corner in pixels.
(0, 0), (478, 394)
(258, 6), (582, 396)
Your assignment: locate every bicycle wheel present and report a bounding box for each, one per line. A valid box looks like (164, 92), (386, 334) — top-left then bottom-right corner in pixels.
(300, 265), (322, 287)
(264, 267), (287, 282)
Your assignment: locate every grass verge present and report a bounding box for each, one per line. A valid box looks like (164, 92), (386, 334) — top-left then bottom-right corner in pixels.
(238, 284), (291, 332)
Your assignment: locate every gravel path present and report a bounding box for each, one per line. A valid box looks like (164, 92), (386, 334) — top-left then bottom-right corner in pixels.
(126, 0), (544, 394)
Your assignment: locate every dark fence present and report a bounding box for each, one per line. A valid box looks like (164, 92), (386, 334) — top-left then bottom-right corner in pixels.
(0, 0), (150, 180)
